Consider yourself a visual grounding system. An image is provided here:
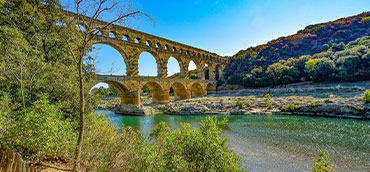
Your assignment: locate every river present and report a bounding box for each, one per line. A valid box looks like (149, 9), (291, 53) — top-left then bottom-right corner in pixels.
(96, 110), (370, 172)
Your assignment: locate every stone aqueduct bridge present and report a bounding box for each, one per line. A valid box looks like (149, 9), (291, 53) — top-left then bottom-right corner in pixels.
(74, 12), (230, 106)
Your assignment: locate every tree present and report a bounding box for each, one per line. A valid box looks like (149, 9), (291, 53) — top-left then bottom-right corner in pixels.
(61, 1), (152, 170)
(314, 58), (336, 81)
(266, 63), (298, 87)
(305, 58), (321, 80)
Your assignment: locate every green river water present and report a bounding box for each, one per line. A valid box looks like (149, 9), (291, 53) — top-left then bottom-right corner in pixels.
(96, 110), (370, 172)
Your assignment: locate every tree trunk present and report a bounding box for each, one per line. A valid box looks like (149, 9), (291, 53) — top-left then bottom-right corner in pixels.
(20, 65), (26, 115)
(73, 58), (85, 172)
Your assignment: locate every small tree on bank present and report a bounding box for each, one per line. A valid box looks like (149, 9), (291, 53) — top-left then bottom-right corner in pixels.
(61, 1), (152, 171)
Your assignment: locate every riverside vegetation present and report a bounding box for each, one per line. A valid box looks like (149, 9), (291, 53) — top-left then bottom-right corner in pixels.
(0, 0), (363, 171)
(0, 0), (244, 171)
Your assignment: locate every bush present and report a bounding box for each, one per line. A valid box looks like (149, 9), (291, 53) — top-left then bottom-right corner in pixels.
(151, 117), (244, 172)
(2, 98), (76, 162)
(363, 89), (370, 103)
(0, 94), (11, 133)
(236, 99), (244, 109)
(311, 151), (333, 172)
(311, 102), (320, 108)
(263, 94), (273, 109)
(355, 106), (364, 111)
(245, 100), (252, 107)
(82, 112), (161, 171)
(189, 73), (198, 79)
(281, 103), (301, 112)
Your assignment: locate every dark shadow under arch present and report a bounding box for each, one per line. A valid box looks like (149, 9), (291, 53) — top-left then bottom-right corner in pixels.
(170, 82), (190, 100)
(191, 83), (205, 97)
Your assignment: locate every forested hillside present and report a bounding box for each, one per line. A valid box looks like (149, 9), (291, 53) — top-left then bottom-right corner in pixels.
(225, 12), (370, 88)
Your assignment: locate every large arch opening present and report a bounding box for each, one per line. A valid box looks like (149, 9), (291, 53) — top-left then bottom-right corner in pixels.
(138, 51), (158, 76)
(88, 43), (127, 75)
(216, 64), (222, 80)
(90, 81), (138, 105)
(167, 57), (181, 78)
(170, 82), (190, 100)
(188, 60), (197, 79)
(141, 82), (169, 104)
(204, 64), (209, 80)
(191, 83), (205, 97)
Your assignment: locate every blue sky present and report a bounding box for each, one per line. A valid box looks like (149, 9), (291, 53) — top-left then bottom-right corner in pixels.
(63, 0), (370, 81)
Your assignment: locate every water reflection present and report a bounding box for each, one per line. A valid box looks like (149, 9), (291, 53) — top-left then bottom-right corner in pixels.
(95, 110), (370, 171)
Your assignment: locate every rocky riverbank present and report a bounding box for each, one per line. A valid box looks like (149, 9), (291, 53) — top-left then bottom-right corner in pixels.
(98, 81), (370, 119)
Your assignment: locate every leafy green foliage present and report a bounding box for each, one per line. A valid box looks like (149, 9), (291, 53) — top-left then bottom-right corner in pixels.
(0, 94), (11, 133)
(150, 117), (244, 172)
(245, 100), (252, 107)
(236, 99), (244, 109)
(281, 103), (301, 112)
(91, 85), (118, 97)
(1, 98), (76, 162)
(311, 151), (333, 172)
(263, 94), (273, 109)
(266, 63), (298, 86)
(0, 0), (100, 163)
(362, 89), (370, 103)
(189, 73), (198, 79)
(81, 113), (161, 172)
(225, 12), (370, 87)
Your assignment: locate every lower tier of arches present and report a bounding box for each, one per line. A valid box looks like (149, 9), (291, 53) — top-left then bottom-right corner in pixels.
(92, 78), (216, 106)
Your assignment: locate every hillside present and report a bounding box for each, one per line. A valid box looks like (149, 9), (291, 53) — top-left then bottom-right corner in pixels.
(225, 12), (370, 88)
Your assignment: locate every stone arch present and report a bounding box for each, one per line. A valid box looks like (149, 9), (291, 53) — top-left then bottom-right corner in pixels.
(100, 81), (139, 105)
(170, 82), (190, 100)
(216, 64), (223, 80)
(190, 60), (205, 80)
(142, 81), (169, 104)
(109, 31), (116, 38)
(122, 34), (131, 42)
(77, 23), (88, 32)
(188, 60), (198, 79)
(206, 83), (216, 94)
(164, 45), (169, 51)
(155, 43), (161, 49)
(166, 56), (183, 77)
(145, 40), (152, 47)
(94, 28), (103, 35)
(206, 62), (216, 80)
(138, 51), (160, 76)
(91, 41), (129, 75)
(191, 83), (205, 97)
(134, 37), (141, 44)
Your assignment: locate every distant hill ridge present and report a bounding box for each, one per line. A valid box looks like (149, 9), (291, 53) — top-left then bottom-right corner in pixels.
(225, 11), (370, 88)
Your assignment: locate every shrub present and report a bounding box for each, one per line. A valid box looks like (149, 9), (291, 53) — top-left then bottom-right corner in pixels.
(355, 106), (365, 111)
(311, 151), (333, 172)
(82, 113), (161, 171)
(263, 94), (273, 109)
(0, 94), (11, 133)
(265, 99), (273, 109)
(363, 89), (370, 103)
(245, 100), (252, 107)
(263, 93), (271, 98)
(2, 98), (76, 162)
(151, 117), (244, 172)
(324, 98), (331, 103)
(189, 73), (198, 79)
(281, 103), (301, 112)
(236, 99), (244, 109)
(311, 101), (320, 108)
